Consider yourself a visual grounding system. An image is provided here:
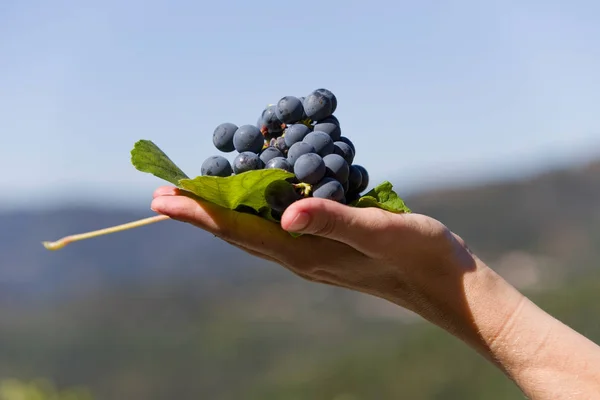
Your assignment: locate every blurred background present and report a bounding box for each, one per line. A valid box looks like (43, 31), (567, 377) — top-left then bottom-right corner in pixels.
(1, 1), (600, 399)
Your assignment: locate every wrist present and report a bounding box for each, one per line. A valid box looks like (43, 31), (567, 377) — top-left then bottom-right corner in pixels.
(383, 252), (526, 368)
(384, 253), (600, 398)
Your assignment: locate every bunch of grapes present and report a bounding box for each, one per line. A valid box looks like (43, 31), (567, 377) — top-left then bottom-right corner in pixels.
(201, 88), (369, 217)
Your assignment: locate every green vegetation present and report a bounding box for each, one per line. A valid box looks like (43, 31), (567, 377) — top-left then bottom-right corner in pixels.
(0, 379), (92, 400)
(1, 274), (598, 399)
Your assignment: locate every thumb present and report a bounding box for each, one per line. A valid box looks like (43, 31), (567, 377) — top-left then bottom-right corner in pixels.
(280, 197), (397, 254)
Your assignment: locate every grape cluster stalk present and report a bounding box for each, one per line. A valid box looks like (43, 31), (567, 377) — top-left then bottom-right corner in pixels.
(205, 88), (369, 218)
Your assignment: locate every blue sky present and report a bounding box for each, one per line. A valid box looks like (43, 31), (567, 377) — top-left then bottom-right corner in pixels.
(1, 0), (599, 210)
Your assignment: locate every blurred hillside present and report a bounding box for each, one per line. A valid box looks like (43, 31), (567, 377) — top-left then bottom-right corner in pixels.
(0, 159), (599, 399)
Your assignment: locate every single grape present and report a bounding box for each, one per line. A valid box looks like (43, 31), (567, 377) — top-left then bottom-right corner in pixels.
(233, 125), (264, 154)
(269, 136), (289, 155)
(324, 114), (340, 127)
(233, 151), (264, 174)
(298, 96), (308, 120)
(312, 177), (345, 202)
(339, 136), (355, 154)
(323, 153), (349, 183)
(333, 141), (355, 164)
(316, 116), (339, 126)
(354, 165), (370, 193)
(264, 180), (302, 214)
(265, 156), (293, 172)
(341, 179), (349, 193)
(212, 122), (238, 152)
(284, 123), (311, 147)
(201, 155), (233, 177)
(275, 96), (304, 124)
(313, 120), (341, 141)
(346, 191), (360, 204)
(287, 142), (316, 166)
(348, 165), (363, 193)
(259, 146), (284, 165)
(303, 91), (333, 121)
(260, 105), (284, 137)
(294, 153), (326, 184)
(314, 88), (337, 114)
(303, 131), (334, 156)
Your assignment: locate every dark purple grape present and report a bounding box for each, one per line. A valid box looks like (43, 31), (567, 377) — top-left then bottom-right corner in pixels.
(259, 146), (284, 165)
(284, 123), (311, 147)
(233, 125), (264, 154)
(273, 136), (289, 154)
(333, 141), (355, 164)
(260, 105), (284, 137)
(339, 136), (355, 154)
(294, 153), (326, 184)
(323, 154), (349, 183)
(265, 180), (302, 213)
(341, 180), (349, 193)
(348, 165), (363, 193)
(323, 114), (340, 127)
(265, 157), (293, 172)
(303, 91), (333, 121)
(313, 120), (341, 141)
(275, 96), (304, 124)
(354, 165), (369, 193)
(346, 191), (361, 204)
(314, 88), (337, 114)
(298, 96), (308, 120)
(233, 152), (264, 174)
(313, 177), (344, 202)
(287, 142), (316, 166)
(303, 131), (334, 157)
(201, 155), (233, 177)
(212, 123), (238, 152)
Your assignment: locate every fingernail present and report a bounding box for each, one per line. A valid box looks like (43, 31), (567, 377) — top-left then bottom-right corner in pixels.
(286, 211), (311, 232)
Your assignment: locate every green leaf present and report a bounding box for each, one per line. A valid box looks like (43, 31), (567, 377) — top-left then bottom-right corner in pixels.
(178, 169), (295, 215)
(352, 181), (411, 213)
(131, 140), (189, 186)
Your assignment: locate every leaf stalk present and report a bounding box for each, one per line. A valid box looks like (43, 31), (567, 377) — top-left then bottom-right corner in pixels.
(42, 214), (170, 251)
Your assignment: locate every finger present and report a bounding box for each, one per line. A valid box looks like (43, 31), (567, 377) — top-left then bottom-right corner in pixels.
(151, 194), (313, 265)
(153, 186), (180, 198)
(280, 197), (406, 257)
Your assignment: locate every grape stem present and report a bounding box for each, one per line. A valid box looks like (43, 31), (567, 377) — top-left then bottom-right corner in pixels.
(294, 182), (312, 197)
(42, 214), (171, 251)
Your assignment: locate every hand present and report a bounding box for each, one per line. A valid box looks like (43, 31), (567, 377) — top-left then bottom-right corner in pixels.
(149, 185), (476, 318)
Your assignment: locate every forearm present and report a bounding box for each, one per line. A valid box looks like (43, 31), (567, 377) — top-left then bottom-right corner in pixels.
(487, 293), (600, 399)
(465, 262), (600, 398)
(390, 256), (600, 399)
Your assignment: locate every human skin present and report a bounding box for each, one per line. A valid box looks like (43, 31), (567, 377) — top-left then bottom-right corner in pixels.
(150, 186), (600, 399)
